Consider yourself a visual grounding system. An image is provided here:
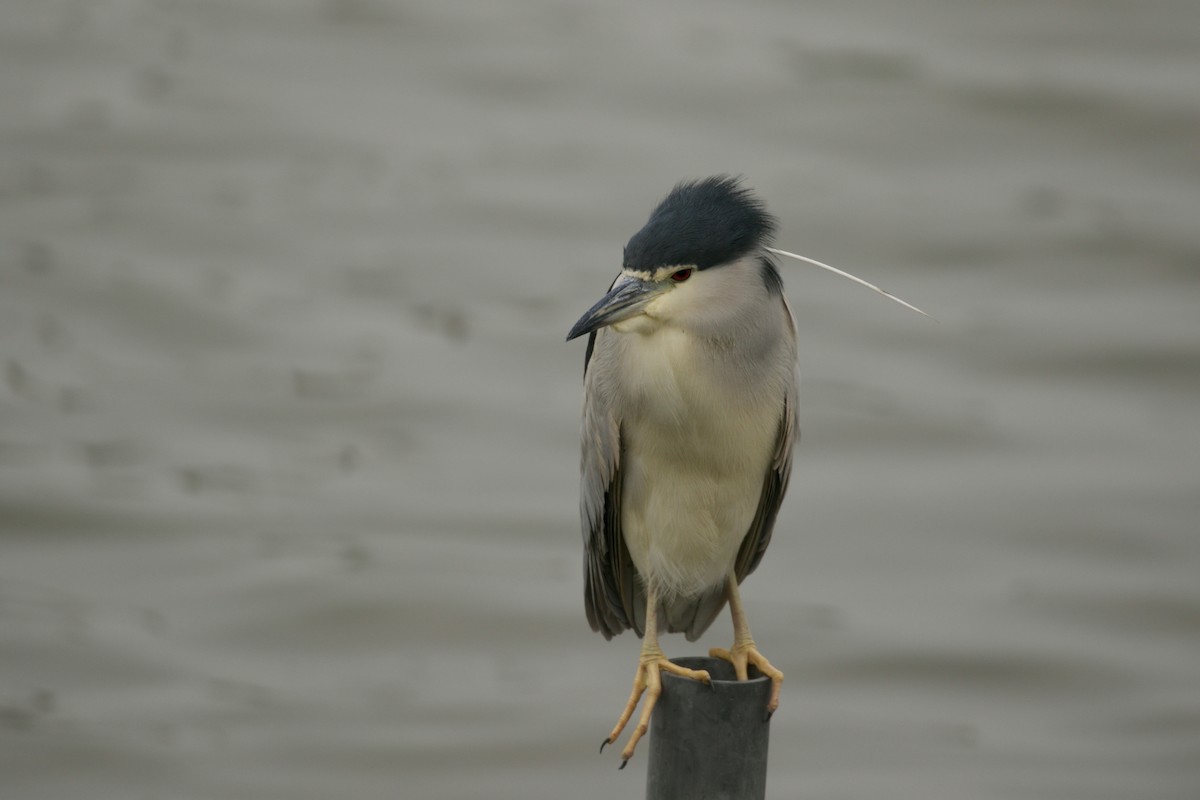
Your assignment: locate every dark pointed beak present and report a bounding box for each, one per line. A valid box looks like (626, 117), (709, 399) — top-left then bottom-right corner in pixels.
(566, 275), (665, 341)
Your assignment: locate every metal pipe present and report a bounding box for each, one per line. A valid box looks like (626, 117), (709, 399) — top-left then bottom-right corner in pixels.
(645, 656), (772, 800)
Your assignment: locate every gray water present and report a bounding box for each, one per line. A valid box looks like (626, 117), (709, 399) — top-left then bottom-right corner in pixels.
(2, 2), (1198, 798)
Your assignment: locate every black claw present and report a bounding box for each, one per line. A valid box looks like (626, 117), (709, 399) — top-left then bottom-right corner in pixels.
(764, 708), (775, 723)
(599, 738), (610, 754)
(619, 759), (628, 770)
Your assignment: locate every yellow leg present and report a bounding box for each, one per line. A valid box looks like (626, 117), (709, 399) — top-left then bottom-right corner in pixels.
(601, 586), (711, 768)
(709, 572), (784, 716)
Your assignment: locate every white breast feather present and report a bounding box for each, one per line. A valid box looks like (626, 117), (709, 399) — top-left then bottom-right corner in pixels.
(615, 323), (785, 600)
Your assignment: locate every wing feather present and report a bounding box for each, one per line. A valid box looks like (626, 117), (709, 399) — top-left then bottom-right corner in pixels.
(581, 329), (642, 639)
(734, 314), (799, 583)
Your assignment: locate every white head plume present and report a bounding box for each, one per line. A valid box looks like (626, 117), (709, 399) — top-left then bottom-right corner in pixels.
(765, 247), (932, 319)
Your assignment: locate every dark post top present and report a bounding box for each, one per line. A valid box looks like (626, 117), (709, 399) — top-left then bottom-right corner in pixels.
(645, 656), (772, 800)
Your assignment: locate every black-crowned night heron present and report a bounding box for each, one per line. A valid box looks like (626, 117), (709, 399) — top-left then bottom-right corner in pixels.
(566, 176), (795, 767)
(567, 177), (927, 767)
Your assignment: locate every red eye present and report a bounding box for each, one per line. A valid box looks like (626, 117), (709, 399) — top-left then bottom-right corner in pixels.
(671, 268), (693, 282)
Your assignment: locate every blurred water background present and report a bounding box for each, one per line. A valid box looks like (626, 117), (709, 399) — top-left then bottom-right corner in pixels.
(1, 2), (1198, 798)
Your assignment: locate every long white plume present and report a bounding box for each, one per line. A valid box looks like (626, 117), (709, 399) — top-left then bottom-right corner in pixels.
(765, 247), (931, 319)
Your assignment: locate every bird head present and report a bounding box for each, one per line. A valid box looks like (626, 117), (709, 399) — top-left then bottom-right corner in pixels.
(566, 176), (782, 341)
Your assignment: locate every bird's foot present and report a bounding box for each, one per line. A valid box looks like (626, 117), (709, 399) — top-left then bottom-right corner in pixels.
(601, 648), (711, 768)
(709, 639), (784, 717)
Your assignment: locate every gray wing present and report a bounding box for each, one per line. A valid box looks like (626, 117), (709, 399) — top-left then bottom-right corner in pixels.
(580, 329), (643, 639)
(734, 296), (799, 584)
(733, 381), (798, 583)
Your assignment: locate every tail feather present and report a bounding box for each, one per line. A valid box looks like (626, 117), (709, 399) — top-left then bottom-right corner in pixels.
(663, 589), (729, 643)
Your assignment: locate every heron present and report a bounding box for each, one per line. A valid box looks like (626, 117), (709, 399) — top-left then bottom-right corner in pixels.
(566, 176), (926, 767)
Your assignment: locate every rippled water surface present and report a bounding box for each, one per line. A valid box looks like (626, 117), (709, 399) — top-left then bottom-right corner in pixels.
(2, 2), (1198, 798)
